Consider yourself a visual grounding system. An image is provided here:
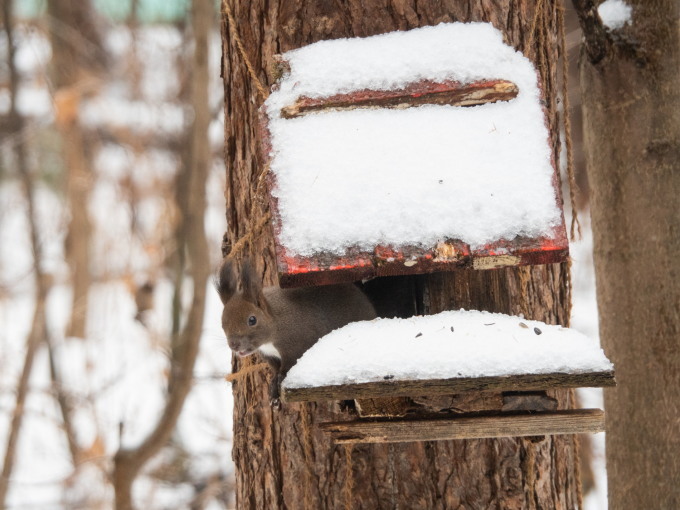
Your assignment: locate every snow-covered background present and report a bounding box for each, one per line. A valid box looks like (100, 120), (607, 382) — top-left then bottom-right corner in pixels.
(267, 23), (561, 256)
(0, 6), (606, 510)
(1, 14), (234, 509)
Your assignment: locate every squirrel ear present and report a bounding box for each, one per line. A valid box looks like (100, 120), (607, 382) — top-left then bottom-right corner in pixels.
(216, 259), (237, 305)
(241, 261), (270, 313)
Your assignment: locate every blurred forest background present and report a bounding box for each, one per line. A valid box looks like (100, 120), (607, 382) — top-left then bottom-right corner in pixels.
(0, 1), (603, 509)
(1, 0), (233, 508)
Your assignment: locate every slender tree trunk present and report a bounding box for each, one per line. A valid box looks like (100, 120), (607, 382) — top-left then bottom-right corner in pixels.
(222, 1), (580, 509)
(0, 2), (52, 504)
(46, 0), (105, 339)
(112, 0), (213, 507)
(577, 1), (680, 508)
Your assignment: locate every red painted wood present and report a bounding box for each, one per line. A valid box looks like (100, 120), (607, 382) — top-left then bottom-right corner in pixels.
(280, 79), (519, 118)
(258, 79), (569, 288)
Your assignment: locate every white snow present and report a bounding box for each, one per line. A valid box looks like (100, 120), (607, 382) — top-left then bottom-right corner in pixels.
(598, 0), (632, 30)
(283, 309), (612, 389)
(265, 22), (561, 256)
(568, 211), (608, 510)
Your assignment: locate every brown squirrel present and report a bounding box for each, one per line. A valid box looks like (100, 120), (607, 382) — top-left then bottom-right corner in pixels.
(217, 260), (377, 405)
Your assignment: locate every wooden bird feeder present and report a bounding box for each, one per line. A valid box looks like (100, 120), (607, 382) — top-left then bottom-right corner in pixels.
(254, 24), (612, 443)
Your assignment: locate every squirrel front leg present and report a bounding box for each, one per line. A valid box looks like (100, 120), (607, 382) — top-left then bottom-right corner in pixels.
(266, 356), (283, 409)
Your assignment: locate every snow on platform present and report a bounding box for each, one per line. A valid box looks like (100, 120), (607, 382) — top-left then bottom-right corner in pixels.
(282, 309), (613, 390)
(264, 22), (562, 258)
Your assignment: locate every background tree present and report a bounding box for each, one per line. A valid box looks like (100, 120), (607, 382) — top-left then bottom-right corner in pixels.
(575, 1), (680, 508)
(113, 0), (214, 508)
(47, 0), (107, 339)
(221, 1), (583, 508)
(1, 0), (231, 506)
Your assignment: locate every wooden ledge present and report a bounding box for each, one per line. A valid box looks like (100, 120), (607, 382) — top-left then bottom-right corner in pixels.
(321, 409), (606, 444)
(280, 79), (519, 118)
(281, 370), (616, 403)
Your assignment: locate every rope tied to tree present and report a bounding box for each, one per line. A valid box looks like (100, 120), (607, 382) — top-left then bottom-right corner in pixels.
(528, 0), (582, 242)
(219, 0), (274, 262)
(558, 2), (582, 240)
(221, 0), (269, 101)
(526, 0), (546, 55)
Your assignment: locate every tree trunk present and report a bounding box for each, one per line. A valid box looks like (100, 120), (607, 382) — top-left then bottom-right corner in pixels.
(577, 1), (680, 508)
(222, 1), (579, 508)
(112, 0), (214, 508)
(46, 0), (106, 339)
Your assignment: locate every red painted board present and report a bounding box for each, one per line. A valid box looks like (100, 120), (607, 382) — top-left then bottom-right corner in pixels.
(258, 79), (569, 288)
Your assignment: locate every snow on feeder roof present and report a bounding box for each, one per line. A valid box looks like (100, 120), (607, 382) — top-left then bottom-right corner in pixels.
(260, 22), (568, 287)
(281, 309), (615, 403)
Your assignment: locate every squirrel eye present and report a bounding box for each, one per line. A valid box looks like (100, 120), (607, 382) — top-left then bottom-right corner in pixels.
(247, 315), (257, 326)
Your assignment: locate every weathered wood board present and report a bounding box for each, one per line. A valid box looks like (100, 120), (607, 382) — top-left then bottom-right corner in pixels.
(282, 370), (615, 403)
(321, 409), (606, 444)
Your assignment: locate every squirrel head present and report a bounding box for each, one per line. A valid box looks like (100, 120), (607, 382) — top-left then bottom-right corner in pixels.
(217, 259), (275, 356)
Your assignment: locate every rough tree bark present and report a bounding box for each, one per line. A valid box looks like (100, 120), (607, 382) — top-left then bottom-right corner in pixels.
(222, 1), (580, 508)
(576, 1), (680, 508)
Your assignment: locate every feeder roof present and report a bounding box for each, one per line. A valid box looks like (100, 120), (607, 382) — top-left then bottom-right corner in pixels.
(262, 23), (568, 286)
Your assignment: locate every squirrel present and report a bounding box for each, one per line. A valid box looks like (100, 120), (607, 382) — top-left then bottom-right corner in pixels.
(217, 259), (377, 406)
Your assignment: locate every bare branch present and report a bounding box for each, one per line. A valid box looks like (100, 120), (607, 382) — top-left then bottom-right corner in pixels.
(45, 332), (80, 464)
(571, 0), (611, 64)
(0, 2), (53, 504)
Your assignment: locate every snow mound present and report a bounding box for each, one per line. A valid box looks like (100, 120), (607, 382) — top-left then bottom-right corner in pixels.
(283, 309), (613, 389)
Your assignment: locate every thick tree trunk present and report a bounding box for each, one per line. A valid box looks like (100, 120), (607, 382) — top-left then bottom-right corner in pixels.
(578, 1), (680, 508)
(222, 2), (579, 508)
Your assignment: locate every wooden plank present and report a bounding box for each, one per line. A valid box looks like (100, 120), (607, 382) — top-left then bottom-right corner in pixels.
(280, 79), (519, 118)
(321, 409), (606, 444)
(281, 370), (616, 403)
(272, 233), (569, 288)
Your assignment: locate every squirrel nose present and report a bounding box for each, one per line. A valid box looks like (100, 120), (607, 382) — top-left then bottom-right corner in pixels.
(227, 336), (244, 352)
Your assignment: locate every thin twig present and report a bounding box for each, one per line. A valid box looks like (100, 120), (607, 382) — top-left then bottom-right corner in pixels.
(571, 0), (610, 64)
(0, 2), (53, 504)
